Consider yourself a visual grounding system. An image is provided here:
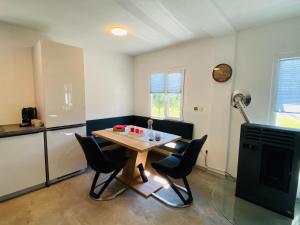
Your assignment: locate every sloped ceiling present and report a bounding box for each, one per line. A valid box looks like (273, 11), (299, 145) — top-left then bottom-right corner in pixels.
(0, 0), (300, 55)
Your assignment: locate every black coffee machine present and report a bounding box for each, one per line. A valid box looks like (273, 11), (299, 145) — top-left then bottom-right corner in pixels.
(20, 107), (37, 127)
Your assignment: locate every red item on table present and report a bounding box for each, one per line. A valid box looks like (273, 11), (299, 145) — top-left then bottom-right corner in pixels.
(135, 128), (140, 133)
(130, 127), (135, 132)
(113, 125), (127, 132)
(116, 125), (126, 129)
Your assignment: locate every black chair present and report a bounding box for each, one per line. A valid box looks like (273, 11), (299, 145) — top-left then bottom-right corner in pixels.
(163, 139), (190, 154)
(151, 135), (208, 207)
(75, 133), (128, 200)
(173, 140), (190, 154)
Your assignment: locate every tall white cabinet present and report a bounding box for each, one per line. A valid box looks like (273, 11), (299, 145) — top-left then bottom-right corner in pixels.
(33, 40), (87, 182)
(33, 40), (86, 128)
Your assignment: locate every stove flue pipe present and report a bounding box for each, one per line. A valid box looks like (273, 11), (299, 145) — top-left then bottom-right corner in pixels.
(231, 90), (252, 123)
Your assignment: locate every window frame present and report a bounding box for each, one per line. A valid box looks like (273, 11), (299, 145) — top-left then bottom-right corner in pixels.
(149, 69), (185, 121)
(271, 53), (300, 126)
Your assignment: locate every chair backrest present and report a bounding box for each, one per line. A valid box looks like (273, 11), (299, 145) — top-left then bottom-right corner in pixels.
(177, 135), (208, 175)
(75, 133), (108, 171)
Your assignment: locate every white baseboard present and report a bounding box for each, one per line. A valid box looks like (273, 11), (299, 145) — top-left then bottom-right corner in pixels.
(151, 148), (236, 179)
(196, 165), (225, 175)
(195, 165), (236, 180)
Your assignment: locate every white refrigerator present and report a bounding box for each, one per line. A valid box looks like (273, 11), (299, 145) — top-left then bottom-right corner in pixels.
(33, 40), (87, 182)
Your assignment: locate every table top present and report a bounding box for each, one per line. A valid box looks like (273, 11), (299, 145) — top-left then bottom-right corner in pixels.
(92, 125), (181, 152)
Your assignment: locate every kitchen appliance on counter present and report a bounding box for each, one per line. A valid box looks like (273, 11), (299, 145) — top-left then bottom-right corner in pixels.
(20, 107), (37, 127)
(33, 40), (87, 184)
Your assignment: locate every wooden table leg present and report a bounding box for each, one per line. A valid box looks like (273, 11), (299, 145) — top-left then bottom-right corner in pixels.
(118, 150), (163, 198)
(122, 151), (148, 179)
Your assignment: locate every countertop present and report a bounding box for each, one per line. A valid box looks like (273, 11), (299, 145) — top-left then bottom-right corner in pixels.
(0, 124), (45, 138)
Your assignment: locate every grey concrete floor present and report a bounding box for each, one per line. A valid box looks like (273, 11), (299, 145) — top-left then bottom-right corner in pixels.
(211, 174), (300, 225)
(0, 152), (299, 225)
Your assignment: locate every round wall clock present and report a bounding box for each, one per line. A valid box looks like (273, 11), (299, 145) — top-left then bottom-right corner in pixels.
(212, 64), (232, 82)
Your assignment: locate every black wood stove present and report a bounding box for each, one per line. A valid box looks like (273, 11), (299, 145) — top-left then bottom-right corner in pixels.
(236, 123), (300, 218)
(232, 90), (300, 218)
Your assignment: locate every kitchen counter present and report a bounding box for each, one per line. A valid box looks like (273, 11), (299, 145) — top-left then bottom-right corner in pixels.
(0, 124), (45, 138)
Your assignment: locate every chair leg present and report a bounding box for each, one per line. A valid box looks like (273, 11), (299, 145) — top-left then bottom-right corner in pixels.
(182, 177), (193, 203)
(151, 175), (193, 208)
(89, 171), (100, 197)
(168, 177), (187, 204)
(89, 168), (128, 201)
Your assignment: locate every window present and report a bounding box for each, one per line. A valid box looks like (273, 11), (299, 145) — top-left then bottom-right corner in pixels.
(150, 71), (184, 120)
(275, 57), (300, 129)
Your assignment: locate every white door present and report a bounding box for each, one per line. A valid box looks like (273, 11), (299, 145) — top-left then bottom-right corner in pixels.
(0, 133), (45, 197)
(47, 126), (87, 180)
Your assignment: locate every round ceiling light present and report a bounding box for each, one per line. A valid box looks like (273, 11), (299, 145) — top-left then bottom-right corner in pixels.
(110, 26), (128, 36)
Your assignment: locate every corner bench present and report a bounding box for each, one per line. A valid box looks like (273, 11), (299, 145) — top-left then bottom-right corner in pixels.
(86, 115), (194, 154)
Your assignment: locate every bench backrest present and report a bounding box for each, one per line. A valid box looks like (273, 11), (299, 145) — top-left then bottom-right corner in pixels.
(86, 115), (193, 140)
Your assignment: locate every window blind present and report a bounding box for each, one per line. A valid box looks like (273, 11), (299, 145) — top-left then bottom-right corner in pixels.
(276, 58), (300, 113)
(150, 73), (165, 93)
(167, 72), (183, 93)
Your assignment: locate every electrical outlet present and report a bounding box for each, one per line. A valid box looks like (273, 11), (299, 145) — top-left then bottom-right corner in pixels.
(194, 106), (204, 112)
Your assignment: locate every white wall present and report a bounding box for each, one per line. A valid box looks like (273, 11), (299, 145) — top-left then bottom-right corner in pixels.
(83, 45), (133, 120)
(0, 22), (133, 125)
(208, 36), (235, 172)
(133, 16), (300, 174)
(133, 35), (235, 171)
(0, 23), (45, 125)
(227, 16), (300, 177)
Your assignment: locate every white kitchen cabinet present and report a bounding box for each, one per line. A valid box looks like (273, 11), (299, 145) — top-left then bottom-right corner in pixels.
(33, 40), (86, 128)
(0, 132), (45, 197)
(47, 126), (87, 180)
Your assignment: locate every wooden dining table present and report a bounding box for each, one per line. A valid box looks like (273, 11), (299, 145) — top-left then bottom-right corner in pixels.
(92, 125), (181, 198)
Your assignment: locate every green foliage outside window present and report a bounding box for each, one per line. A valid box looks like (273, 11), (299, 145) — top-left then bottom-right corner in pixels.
(151, 93), (181, 119)
(276, 113), (300, 129)
(151, 94), (165, 118)
(168, 94), (180, 118)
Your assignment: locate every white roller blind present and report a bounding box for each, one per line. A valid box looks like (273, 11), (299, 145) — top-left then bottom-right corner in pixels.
(150, 73), (165, 93)
(167, 72), (183, 93)
(276, 58), (300, 113)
